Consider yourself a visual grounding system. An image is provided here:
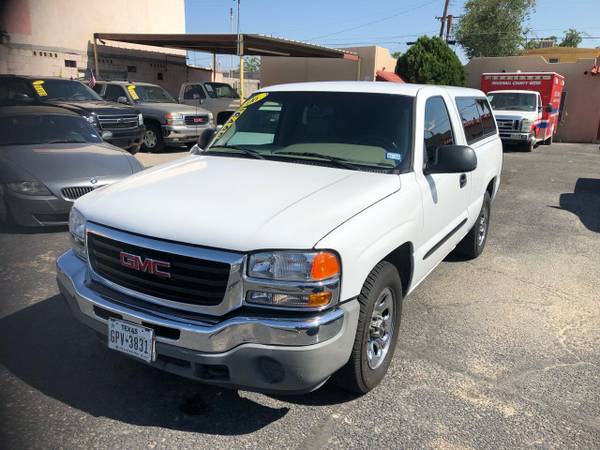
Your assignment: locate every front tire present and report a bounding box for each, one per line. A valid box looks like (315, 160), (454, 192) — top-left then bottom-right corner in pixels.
(543, 135), (553, 146)
(142, 123), (165, 153)
(456, 191), (491, 259)
(333, 262), (403, 394)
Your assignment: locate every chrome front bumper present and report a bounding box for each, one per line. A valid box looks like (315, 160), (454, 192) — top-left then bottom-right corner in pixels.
(163, 124), (210, 143)
(56, 250), (359, 392)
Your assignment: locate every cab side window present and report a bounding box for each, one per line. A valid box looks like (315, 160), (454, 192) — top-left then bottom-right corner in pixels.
(183, 85), (206, 100)
(476, 98), (497, 136)
(423, 96), (455, 165)
(104, 85), (126, 102)
(456, 97), (484, 144)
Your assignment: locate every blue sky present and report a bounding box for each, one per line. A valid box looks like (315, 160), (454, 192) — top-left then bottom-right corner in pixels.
(185, 0), (600, 69)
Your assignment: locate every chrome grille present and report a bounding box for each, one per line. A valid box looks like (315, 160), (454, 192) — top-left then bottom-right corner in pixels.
(98, 114), (139, 130)
(87, 232), (231, 306)
(61, 185), (104, 201)
(496, 119), (518, 131)
(184, 115), (210, 126)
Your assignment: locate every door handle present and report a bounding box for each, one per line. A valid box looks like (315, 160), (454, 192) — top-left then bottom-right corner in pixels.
(459, 174), (467, 188)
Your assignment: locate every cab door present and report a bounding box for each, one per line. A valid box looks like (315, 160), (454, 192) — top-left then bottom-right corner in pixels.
(413, 92), (471, 282)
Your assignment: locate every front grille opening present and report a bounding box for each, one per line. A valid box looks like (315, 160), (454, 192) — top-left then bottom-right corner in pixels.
(195, 364), (230, 381)
(62, 186), (104, 201)
(158, 354), (191, 369)
(142, 322), (180, 340)
(93, 305), (122, 321)
(87, 232), (231, 306)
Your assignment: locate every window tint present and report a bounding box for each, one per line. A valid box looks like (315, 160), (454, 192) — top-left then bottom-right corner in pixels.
(476, 99), (496, 135)
(0, 114), (102, 145)
(91, 84), (103, 94)
(456, 97), (484, 144)
(183, 84), (206, 100)
(423, 96), (455, 163)
(104, 85), (126, 102)
(0, 79), (36, 104)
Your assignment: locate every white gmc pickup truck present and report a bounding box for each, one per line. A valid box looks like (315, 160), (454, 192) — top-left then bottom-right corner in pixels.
(57, 82), (502, 394)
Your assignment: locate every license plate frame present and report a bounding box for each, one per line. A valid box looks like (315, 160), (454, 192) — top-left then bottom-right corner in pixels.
(108, 318), (156, 363)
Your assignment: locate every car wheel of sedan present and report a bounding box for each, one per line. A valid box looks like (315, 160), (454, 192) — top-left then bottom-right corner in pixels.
(333, 261), (402, 394)
(142, 124), (164, 153)
(456, 191), (491, 259)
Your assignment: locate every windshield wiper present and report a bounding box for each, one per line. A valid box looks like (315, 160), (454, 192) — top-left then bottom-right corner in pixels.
(47, 140), (87, 144)
(208, 145), (265, 159)
(272, 151), (364, 170)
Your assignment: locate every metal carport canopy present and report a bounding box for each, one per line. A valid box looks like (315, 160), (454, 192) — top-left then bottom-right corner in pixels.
(93, 33), (359, 60)
(92, 33), (359, 98)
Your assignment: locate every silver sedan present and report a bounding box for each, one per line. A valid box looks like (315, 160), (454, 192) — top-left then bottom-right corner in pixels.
(0, 105), (143, 227)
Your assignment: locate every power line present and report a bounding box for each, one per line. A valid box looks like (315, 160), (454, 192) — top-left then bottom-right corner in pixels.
(308, 0), (439, 41)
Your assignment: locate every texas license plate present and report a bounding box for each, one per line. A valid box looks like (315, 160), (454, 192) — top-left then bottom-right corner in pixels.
(108, 318), (155, 363)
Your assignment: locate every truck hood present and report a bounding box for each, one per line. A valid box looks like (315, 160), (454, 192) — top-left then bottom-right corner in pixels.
(135, 102), (212, 116)
(76, 155), (400, 251)
(48, 100), (139, 115)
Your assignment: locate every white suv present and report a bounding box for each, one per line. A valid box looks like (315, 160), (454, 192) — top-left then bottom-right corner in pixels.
(57, 82), (502, 394)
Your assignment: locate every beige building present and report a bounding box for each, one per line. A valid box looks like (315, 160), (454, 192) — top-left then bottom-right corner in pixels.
(465, 54), (600, 143)
(260, 46), (398, 87)
(524, 46), (600, 64)
(0, 0), (218, 95)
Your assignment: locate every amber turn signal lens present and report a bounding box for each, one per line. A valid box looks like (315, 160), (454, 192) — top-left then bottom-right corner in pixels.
(308, 292), (332, 307)
(310, 252), (340, 281)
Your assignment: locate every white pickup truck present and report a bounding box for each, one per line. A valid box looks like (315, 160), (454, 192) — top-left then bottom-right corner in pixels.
(57, 82), (502, 394)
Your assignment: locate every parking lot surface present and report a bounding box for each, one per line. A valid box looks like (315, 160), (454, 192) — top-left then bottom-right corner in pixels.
(1, 143), (599, 449)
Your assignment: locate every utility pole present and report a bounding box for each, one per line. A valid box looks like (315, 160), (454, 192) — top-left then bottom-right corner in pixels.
(235, 0), (244, 100)
(438, 0), (450, 38)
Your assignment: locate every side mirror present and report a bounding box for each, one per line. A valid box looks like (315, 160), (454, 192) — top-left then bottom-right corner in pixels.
(117, 96), (129, 104)
(545, 103), (553, 113)
(424, 145), (477, 174)
(192, 128), (217, 154)
(101, 130), (113, 140)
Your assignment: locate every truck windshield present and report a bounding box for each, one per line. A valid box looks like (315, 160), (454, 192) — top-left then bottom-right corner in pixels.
(204, 83), (239, 99)
(208, 91), (414, 172)
(130, 85), (176, 103)
(32, 79), (103, 102)
(488, 92), (537, 112)
(0, 114), (102, 146)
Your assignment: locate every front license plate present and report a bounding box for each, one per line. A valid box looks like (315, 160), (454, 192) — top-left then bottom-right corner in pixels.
(108, 318), (155, 363)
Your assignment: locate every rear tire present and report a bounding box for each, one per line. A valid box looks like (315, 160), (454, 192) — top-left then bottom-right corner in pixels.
(332, 261), (403, 394)
(456, 191), (491, 259)
(142, 123), (165, 153)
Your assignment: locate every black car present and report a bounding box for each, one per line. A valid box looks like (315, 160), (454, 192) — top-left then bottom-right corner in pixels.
(0, 75), (145, 154)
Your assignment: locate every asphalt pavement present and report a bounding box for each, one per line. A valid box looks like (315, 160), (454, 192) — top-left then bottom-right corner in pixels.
(1, 143), (599, 449)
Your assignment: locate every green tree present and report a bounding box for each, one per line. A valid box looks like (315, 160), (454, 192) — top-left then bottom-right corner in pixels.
(395, 36), (466, 86)
(391, 51), (402, 59)
(455, 0), (536, 58)
(243, 56), (261, 73)
(559, 29), (582, 47)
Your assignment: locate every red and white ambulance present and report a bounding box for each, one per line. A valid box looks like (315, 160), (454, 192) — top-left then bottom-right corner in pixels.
(481, 72), (564, 151)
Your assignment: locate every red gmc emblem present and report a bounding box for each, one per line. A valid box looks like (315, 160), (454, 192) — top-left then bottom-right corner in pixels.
(119, 251), (171, 279)
(193, 117), (205, 123)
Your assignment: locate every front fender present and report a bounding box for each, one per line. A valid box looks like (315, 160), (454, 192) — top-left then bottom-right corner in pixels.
(315, 178), (422, 301)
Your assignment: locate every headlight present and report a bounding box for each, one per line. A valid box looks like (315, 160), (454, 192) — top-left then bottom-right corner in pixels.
(68, 208), (87, 260)
(84, 114), (97, 127)
(165, 112), (184, 126)
(246, 251), (341, 309)
(6, 181), (52, 196)
(138, 113), (144, 126)
(248, 251), (340, 281)
(521, 119), (533, 132)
